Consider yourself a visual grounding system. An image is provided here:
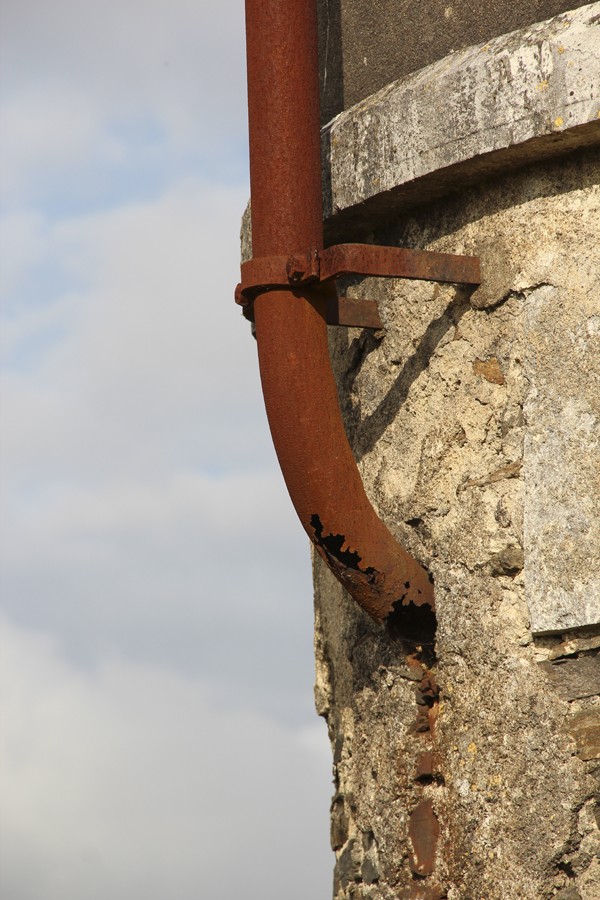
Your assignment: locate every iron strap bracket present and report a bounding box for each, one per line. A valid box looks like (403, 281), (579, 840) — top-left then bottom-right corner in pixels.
(235, 243), (481, 329)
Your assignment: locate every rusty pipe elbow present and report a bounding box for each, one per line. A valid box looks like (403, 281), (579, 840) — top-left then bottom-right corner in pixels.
(253, 287), (434, 623)
(244, 0), (434, 626)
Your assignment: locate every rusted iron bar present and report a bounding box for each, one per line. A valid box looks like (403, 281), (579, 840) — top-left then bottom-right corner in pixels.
(324, 294), (383, 330)
(237, 244), (481, 309)
(237, 276), (383, 329)
(244, 0), (434, 623)
(320, 243), (481, 284)
(236, 246), (481, 332)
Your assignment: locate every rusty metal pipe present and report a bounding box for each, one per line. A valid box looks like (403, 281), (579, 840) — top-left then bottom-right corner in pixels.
(244, 0), (434, 623)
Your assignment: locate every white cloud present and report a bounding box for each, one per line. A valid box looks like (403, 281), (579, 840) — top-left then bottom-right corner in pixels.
(0, 210), (53, 301)
(0, 0), (248, 204)
(2, 178), (262, 483)
(1, 463), (315, 688)
(0, 0), (333, 891)
(0, 615), (333, 900)
(0, 177), (317, 718)
(1, 0), (246, 108)
(0, 85), (125, 203)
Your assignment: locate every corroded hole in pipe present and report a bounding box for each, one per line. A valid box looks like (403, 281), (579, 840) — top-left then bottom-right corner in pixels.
(310, 513), (379, 585)
(386, 597), (437, 653)
(311, 512), (437, 647)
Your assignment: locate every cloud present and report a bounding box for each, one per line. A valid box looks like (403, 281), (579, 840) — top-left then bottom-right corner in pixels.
(2, 178), (263, 480)
(0, 174), (328, 892)
(1, 0), (246, 113)
(1, 465), (317, 720)
(0, 0), (248, 207)
(0, 615), (333, 900)
(0, 84), (125, 205)
(0, 0), (334, 892)
(0, 177), (317, 720)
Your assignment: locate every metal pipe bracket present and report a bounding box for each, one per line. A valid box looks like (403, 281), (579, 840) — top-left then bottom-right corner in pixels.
(236, 243), (481, 328)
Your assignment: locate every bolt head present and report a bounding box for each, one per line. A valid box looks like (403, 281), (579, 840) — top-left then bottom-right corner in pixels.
(286, 255), (306, 283)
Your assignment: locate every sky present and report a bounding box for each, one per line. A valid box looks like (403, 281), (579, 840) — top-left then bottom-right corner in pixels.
(0, 1), (334, 896)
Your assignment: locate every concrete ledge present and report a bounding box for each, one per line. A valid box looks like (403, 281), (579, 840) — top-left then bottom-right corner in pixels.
(323, 2), (600, 238)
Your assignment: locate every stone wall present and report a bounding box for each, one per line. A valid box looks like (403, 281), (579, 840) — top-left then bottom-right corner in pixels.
(313, 6), (600, 898)
(315, 148), (600, 900)
(317, 0), (591, 123)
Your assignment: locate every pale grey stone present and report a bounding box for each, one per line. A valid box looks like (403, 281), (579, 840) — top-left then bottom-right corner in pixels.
(524, 282), (600, 633)
(323, 4), (600, 224)
(316, 4), (600, 634)
(314, 71), (600, 900)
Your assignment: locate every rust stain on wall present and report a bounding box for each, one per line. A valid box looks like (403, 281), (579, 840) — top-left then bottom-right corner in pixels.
(472, 356), (505, 384)
(408, 798), (440, 876)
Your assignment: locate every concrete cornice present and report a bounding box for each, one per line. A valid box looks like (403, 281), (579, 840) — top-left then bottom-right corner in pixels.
(323, 2), (600, 237)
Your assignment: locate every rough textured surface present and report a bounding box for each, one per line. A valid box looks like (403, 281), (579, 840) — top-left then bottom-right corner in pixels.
(237, 6), (600, 894)
(316, 0), (590, 124)
(322, 3), (600, 239)
(524, 276), (600, 632)
(540, 657), (600, 700)
(319, 2), (600, 634)
(314, 150), (600, 898)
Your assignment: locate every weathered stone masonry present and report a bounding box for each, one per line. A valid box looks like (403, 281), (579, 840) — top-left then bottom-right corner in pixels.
(312, 6), (600, 898)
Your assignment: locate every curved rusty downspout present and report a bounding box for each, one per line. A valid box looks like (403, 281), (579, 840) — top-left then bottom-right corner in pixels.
(243, 0), (434, 625)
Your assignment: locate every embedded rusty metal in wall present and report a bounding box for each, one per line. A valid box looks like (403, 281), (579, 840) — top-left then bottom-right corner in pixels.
(414, 671), (440, 735)
(403, 643), (444, 891)
(325, 293), (383, 329)
(408, 798), (439, 877)
(319, 243), (480, 284)
(415, 750), (434, 782)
